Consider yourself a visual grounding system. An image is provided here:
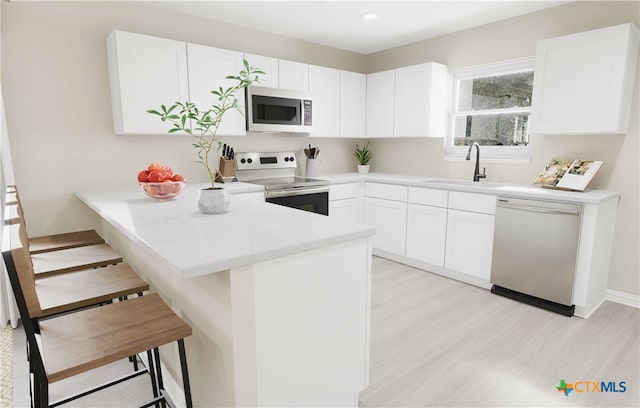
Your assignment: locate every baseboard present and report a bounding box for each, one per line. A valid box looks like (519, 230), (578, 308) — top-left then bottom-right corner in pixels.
(372, 250), (492, 290)
(373, 252), (640, 312)
(138, 352), (186, 407)
(606, 289), (640, 309)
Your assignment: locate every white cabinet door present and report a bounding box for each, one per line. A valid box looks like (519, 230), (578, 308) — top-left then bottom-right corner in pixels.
(107, 30), (189, 135)
(340, 71), (366, 138)
(329, 198), (359, 224)
(530, 23), (640, 134)
(245, 53), (279, 88)
(187, 43), (246, 136)
(309, 65), (340, 137)
(406, 203), (447, 267)
(445, 209), (495, 281)
(364, 197), (407, 256)
(279, 59), (309, 91)
(366, 70), (395, 138)
(394, 63), (447, 138)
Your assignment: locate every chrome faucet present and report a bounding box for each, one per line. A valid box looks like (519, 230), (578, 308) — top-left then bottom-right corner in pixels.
(465, 142), (486, 182)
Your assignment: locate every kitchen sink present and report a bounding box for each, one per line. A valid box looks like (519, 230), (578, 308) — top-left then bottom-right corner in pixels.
(422, 178), (503, 188)
(421, 178), (544, 192)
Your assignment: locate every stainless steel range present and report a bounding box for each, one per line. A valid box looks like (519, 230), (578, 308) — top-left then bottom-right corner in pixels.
(235, 152), (329, 215)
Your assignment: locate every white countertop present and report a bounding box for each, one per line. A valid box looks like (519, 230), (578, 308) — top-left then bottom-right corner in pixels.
(76, 183), (374, 279)
(319, 173), (619, 204)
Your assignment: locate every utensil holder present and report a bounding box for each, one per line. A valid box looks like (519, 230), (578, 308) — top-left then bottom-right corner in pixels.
(219, 158), (236, 178)
(305, 159), (320, 178)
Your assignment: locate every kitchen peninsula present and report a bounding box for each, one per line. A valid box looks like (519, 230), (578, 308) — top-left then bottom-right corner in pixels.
(77, 183), (375, 407)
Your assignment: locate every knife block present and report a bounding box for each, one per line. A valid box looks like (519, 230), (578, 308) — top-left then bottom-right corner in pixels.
(219, 158), (237, 178)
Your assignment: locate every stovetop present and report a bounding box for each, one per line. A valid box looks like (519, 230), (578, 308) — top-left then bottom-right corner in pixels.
(247, 176), (328, 190)
(234, 151), (328, 190)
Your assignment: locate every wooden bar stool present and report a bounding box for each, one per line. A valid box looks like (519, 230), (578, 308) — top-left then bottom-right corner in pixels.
(3, 225), (194, 408)
(7, 187), (105, 254)
(6, 221), (149, 374)
(35, 264), (148, 317)
(14, 222), (123, 278)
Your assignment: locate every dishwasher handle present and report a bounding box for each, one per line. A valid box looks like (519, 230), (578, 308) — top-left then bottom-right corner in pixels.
(497, 198), (581, 217)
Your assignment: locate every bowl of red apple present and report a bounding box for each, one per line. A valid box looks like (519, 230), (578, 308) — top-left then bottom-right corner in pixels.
(137, 163), (185, 200)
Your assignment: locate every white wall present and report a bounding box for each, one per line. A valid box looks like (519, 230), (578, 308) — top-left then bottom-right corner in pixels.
(1, 1), (638, 297)
(0, 1), (366, 237)
(366, 1), (640, 296)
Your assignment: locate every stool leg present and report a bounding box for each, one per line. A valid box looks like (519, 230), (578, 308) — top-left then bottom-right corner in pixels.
(153, 348), (166, 408)
(146, 350), (159, 401)
(178, 339), (192, 408)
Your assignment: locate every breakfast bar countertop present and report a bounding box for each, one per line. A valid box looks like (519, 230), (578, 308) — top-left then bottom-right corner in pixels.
(76, 183), (374, 279)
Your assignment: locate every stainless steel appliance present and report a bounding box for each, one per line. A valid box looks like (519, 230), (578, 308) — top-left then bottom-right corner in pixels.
(235, 152), (328, 215)
(490, 197), (582, 316)
(246, 86), (313, 133)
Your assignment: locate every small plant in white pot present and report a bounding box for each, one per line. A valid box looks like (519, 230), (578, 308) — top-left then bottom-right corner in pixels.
(148, 60), (263, 214)
(354, 142), (373, 174)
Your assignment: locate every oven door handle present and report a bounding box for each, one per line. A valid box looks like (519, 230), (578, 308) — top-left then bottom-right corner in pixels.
(265, 186), (330, 199)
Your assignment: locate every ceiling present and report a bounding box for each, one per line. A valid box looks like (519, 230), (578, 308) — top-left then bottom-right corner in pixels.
(147, 1), (569, 54)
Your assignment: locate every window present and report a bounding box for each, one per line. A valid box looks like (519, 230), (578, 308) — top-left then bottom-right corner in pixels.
(447, 58), (535, 161)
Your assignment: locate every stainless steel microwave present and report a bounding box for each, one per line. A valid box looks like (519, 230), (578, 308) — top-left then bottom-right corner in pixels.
(246, 86), (313, 133)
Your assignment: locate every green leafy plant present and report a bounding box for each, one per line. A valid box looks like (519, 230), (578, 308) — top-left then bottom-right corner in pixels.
(148, 59), (264, 189)
(354, 141), (373, 165)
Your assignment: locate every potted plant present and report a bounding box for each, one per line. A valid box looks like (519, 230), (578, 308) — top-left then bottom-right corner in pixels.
(148, 59), (264, 213)
(354, 141), (373, 174)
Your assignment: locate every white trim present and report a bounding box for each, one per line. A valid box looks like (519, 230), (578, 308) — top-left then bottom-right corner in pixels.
(457, 106), (532, 116)
(450, 57), (537, 79)
(606, 289), (640, 309)
(442, 154), (531, 165)
(445, 144), (532, 162)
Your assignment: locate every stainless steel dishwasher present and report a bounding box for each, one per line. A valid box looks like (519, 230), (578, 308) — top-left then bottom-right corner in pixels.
(490, 197), (582, 316)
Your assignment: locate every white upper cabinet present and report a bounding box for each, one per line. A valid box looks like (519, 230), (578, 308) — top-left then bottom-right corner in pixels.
(366, 69), (395, 138)
(187, 43), (246, 136)
(107, 30), (189, 135)
(309, 65), (340, 137)
(394, 63), (448, 138)
(340, 71), (366, 138)
(530, 23), (640, 135)
(245, 54), (279, 88)
(366, 62), (448, 139)
(279, 59), (309, 91)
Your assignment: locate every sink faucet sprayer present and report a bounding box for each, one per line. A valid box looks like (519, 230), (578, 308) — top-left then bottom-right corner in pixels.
(465, 142), (486, 182)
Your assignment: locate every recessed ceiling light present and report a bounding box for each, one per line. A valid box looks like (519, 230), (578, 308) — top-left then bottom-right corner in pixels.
(360, 12), (378, 21)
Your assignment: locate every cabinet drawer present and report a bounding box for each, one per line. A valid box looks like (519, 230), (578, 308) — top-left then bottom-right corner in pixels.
(330, 183), (359, 201)
(448, 191), (496, 215)
(365, 183), (408, 201)
(408, 187), (448, 207)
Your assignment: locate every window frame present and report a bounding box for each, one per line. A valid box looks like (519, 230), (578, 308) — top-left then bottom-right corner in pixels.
(445, 57), (536, 163)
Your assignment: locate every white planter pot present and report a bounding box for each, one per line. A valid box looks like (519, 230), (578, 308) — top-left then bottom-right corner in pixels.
(357, 165), (370, 174)
(198, 187), (230, 214)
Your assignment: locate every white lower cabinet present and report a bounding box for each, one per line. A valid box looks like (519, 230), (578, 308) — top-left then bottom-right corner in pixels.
(364, 197), (407, 256)
(406, 203), (447, 267)
(364, 185), (495, 283)
(329, 198), (360, 223)
(329, 182), (363, 223)
(444, 209), (495, 281)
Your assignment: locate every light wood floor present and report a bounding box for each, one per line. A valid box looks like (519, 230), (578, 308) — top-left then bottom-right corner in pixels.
(13, 256), (640, 407)
(360, 257), (640, 407)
